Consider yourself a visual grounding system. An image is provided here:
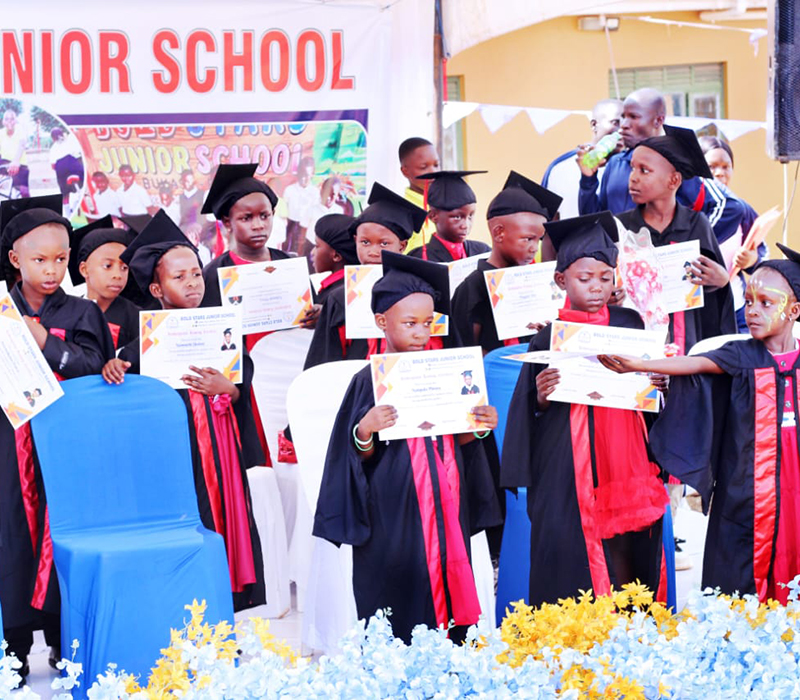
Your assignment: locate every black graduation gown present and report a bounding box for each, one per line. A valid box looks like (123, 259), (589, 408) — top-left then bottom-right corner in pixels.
(407, 236), (491, 262)
(118, 339), (266, 610)
(650, 338), (800, 600)
(103, 295), (140, 350)
(501, 306), (664, 606)
(313, 271), (344, 306)
(313, 365), (502, 642)
(450, 258), (535, 355)
(200, 248), (290, 307)
(616, 204), (737, 353)
(303, 281), (466, 371)
(1, 285), (114, 629)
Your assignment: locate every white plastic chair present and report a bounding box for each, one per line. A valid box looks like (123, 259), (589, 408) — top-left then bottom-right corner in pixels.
(688, 333), (748, 356)
(287, 360), (366, 651)
(246, 467), (291, 618)
(251, 328), (314, 604)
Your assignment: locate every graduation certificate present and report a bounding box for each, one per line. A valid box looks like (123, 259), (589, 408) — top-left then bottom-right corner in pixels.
(217, 257), (313, 334)
(0, 292), (64, 429)
(545, 320), (665, 413)
(371, 346), (489, 440)
(344, 264), (448, 340)
(139, 307), (243, 390)
(484, 262), (565, 340)
(445, 253), (489, 298)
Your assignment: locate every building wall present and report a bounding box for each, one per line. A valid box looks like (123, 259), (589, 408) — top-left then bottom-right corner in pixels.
(447, 11), (793, 248)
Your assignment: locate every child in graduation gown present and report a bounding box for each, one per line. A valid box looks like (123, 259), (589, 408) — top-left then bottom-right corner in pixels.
(408, 170), (490, 263)
(451, 171), (563, 355)
(199, 164), (300, 465)
(601, 243), (800, 604)
(0, 195), (114, 679)
(311, 213), (359, 306)
(303, 182), (440, 370)
(502, 211), (669, 607)
(313, 251), (502, 643)
(616, 124), (736, 355)
(68, 215), (140, 349)
(102, 211), (265, 611)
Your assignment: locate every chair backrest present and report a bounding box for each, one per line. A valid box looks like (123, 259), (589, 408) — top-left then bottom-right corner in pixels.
(250, 327), (314, 460)
(31, 375), (202, 534)
(483, 344), (527, 460)
(286, 361), (368, 513)
(687, 333), (747, 356)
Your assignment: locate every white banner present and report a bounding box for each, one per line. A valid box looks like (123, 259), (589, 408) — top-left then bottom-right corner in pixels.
(0, 0), (433, 224)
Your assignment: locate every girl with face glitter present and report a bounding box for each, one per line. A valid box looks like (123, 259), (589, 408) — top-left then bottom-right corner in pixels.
(599, 243), (800, 604)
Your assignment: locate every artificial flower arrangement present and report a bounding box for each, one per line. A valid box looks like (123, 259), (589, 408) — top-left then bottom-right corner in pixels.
(5, 580), (800, 699)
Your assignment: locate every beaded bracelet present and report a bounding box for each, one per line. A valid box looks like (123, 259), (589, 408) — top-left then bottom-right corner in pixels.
(473, 430), (491, 439)
(353, 423), (374, 451)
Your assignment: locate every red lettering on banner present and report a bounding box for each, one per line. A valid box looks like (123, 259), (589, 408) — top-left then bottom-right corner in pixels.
(259, 30), (290, 92)
(41, 31), (54, 93)
(330, 30), (354, 90)
(2, 31), (34, 94)
(99, 31), (130, 93)
(186, 30), (216, 93)
(296, 30), (324, 91)
(223, 30), (253, 92)
(152, 30), (181, 93)
(60, 30), (92, 94)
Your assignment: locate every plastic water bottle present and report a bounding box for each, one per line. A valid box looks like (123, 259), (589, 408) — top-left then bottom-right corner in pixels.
(581, 131), (622, 169)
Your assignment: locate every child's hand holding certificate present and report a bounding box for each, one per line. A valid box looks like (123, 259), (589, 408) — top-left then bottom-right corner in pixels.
(139, 307), (244, 390)
(370, 346), (490, 440)
(0, 293), (64, 428)
(515, 320), (666, 413)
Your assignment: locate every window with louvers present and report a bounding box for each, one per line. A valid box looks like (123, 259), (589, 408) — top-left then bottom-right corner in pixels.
(609, 63), (725, 120)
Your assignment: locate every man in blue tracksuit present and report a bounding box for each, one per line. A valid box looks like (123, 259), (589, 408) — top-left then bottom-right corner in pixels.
(578, 87), (742, 242)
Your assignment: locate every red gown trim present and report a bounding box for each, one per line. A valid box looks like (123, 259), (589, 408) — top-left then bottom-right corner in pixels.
(433, 235), (467, 261)
(189, 391), (225, 535)
(406, 436), (481, 628)
(208, 394), (256, 592)
(108, 322), (121, 349)
(31, 506), (53, 609)
(15, 423), (39, 550)
(319, 269), (345, 291)
(569, 403), (612, 596)
(752, 368), (779, 601)
(22, 325), (66, 608)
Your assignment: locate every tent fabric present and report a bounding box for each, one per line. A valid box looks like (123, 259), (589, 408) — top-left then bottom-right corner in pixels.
(442, 1), (765, 57)
(484, 344), (532, 619)
(30, 375), (233, 698)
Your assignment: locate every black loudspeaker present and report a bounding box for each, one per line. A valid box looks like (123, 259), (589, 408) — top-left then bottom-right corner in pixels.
(769, 0), (800, 161)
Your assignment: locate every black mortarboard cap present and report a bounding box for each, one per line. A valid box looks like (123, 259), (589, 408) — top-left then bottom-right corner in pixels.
(121, 214), (152, 235)
(486, 171), (562, 221)
(200, 163), (278, 218)
(120, 209), (199, 291)
(418, 170), (486, 210)
(68, 215), (135, 285)
(371, 250), (450, 315)
(315, 213), (358, 265)
(757, 242), (800, 301)
(0, 194), (69, 250)
(636, 124), (713, 180)
(545, 211), (619, 273)
(356, 183), (428, 241)
(461, 370), (473, 377)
